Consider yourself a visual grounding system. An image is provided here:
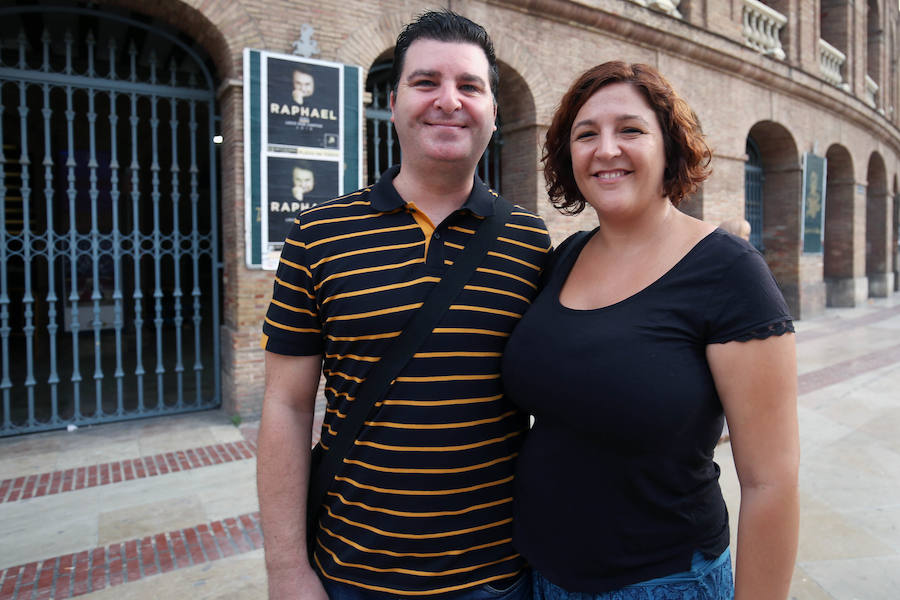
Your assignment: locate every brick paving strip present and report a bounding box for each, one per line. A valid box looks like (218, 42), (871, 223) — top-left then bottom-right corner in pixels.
(797, 304), (900, 342)
(0, 440), (257, 504)
(798, 341), (900, 396)
(0, 511), (264, 600)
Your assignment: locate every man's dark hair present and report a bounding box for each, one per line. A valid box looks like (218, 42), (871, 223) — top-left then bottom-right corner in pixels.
(391, 10), (499, 99)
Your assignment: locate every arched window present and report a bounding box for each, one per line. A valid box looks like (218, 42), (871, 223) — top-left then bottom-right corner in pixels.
(745, 136), (764, 251)
(364, 60), (503, 190)
(867, 0), (881, 81)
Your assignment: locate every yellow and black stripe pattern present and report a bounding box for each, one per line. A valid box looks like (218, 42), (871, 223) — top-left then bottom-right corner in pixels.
(262, 167), (551, 597)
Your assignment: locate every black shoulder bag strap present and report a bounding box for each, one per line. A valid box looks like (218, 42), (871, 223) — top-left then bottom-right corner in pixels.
(306, 198), (515, 547)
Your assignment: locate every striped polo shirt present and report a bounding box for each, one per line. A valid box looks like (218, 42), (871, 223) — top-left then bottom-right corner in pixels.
(261, 166), (551, 597)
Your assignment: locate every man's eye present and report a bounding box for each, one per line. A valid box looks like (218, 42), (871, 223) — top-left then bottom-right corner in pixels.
(460, 84), (479, 92)
(412, 80), (436, 87)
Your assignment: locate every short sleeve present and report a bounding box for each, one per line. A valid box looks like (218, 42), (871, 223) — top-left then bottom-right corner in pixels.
(260, 215), (324, 356)
(706, 249), (795, 344)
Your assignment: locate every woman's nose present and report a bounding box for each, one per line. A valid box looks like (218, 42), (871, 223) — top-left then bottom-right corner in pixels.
(594, 132), (621, 159)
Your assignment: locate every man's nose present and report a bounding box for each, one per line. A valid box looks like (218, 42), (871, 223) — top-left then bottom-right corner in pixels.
(433, 83), (462, 113)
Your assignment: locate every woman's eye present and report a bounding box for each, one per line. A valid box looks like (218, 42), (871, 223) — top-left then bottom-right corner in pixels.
(574, 131), (595, 140)
(622, 127), (643, 135)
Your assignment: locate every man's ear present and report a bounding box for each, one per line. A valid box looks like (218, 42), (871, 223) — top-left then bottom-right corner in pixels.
(390, 90), (396, 123)
(493, 101), (498, 132)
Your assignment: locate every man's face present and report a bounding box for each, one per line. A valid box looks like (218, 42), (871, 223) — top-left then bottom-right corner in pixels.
(390, 39), (496, 171)
(293, 71), (314, 98)
(293, 168), (315, 195)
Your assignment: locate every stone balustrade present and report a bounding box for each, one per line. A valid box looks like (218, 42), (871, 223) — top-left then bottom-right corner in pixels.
(865, 74), (878, 108)
(818, 38), (849, 90)
(742, 0), (787, 60)
(626, 0), (682, 18)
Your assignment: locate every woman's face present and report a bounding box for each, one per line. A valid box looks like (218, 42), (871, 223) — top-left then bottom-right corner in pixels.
(569, 82), (667, 220)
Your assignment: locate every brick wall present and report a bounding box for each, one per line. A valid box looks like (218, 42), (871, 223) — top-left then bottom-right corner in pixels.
(92, 0), (900, 416)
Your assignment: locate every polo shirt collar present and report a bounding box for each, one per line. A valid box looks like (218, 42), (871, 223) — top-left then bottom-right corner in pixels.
(370, 165), (496, 217)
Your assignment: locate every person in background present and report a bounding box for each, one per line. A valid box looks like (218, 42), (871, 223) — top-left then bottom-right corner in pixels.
(720, 217), (751, 241)
(502, 61), (799, 600)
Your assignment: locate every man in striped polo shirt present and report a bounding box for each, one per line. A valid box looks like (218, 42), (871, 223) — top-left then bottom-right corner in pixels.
(258, 11), (551, 599)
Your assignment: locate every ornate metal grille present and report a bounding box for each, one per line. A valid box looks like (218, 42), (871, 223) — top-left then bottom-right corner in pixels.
(364, 62), (503, 190)
(745, 136), (764, 251)
(0, 7), (221, 436)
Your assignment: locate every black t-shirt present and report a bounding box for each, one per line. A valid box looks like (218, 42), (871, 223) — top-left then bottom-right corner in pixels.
(501, 228), (794, 593)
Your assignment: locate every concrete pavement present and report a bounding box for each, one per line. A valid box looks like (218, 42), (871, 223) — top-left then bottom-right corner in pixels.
(2, 296), (900, 599)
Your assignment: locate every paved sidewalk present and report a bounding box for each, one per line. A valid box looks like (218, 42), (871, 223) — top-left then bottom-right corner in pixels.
(1, 297), (900, 599)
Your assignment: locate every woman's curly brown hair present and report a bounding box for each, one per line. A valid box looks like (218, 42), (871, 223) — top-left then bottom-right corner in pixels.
(543, 61), (711, 214)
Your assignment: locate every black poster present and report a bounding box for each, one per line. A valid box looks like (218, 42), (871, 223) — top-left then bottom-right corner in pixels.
(266, 156), (339, 244)
(266, 57), (341, 151)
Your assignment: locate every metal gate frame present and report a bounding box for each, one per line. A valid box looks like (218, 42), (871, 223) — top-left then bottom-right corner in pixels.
(745, 136), (764, 252)
(0, 6), (221, 436)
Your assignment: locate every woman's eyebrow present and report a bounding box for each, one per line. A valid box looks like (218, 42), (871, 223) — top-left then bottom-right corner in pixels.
(572, 114), (651, 129)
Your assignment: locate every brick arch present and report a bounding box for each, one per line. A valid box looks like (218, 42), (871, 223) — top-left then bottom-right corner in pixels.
(338, 13), (409, 76)
(96, 0), (253, 80)
(495, 62), (540, 212)
(866, 151), (893, 295)
(491, 37), (552, 122)
(823, 144), (861, 306)
(747, 121), (807, 316)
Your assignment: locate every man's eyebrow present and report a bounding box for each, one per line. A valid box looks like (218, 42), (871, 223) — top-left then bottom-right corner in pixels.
(457, 73), (487, 87)
(406, 69), (438, 81)
(404, 70), (487, 87)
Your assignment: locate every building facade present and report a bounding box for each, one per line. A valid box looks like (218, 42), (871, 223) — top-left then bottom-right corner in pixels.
(1, 0), (898, 432)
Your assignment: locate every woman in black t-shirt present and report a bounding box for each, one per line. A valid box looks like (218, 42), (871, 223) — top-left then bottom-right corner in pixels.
(502, 62), (798, 599)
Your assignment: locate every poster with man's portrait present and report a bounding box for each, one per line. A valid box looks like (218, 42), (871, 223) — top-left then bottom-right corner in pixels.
(266, 56), (341, 152)
(801, 153), (827, 254)
(244, 48), (362, 269)
(265, 156), (339, 245)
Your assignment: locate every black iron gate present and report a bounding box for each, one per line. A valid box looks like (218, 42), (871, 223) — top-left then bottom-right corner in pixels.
(0, 6), (221, 436)
(745, 136), (764, 251)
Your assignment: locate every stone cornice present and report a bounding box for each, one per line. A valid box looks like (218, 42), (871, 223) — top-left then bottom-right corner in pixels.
(486, 0), (900, 158)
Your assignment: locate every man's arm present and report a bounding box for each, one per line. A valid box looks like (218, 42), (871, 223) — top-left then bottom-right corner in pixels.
(707, 333), (799, 600)
(257, 351), (327, 600)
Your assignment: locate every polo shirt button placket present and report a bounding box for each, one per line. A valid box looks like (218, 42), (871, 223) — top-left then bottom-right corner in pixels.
(426, 229), (446, 272)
